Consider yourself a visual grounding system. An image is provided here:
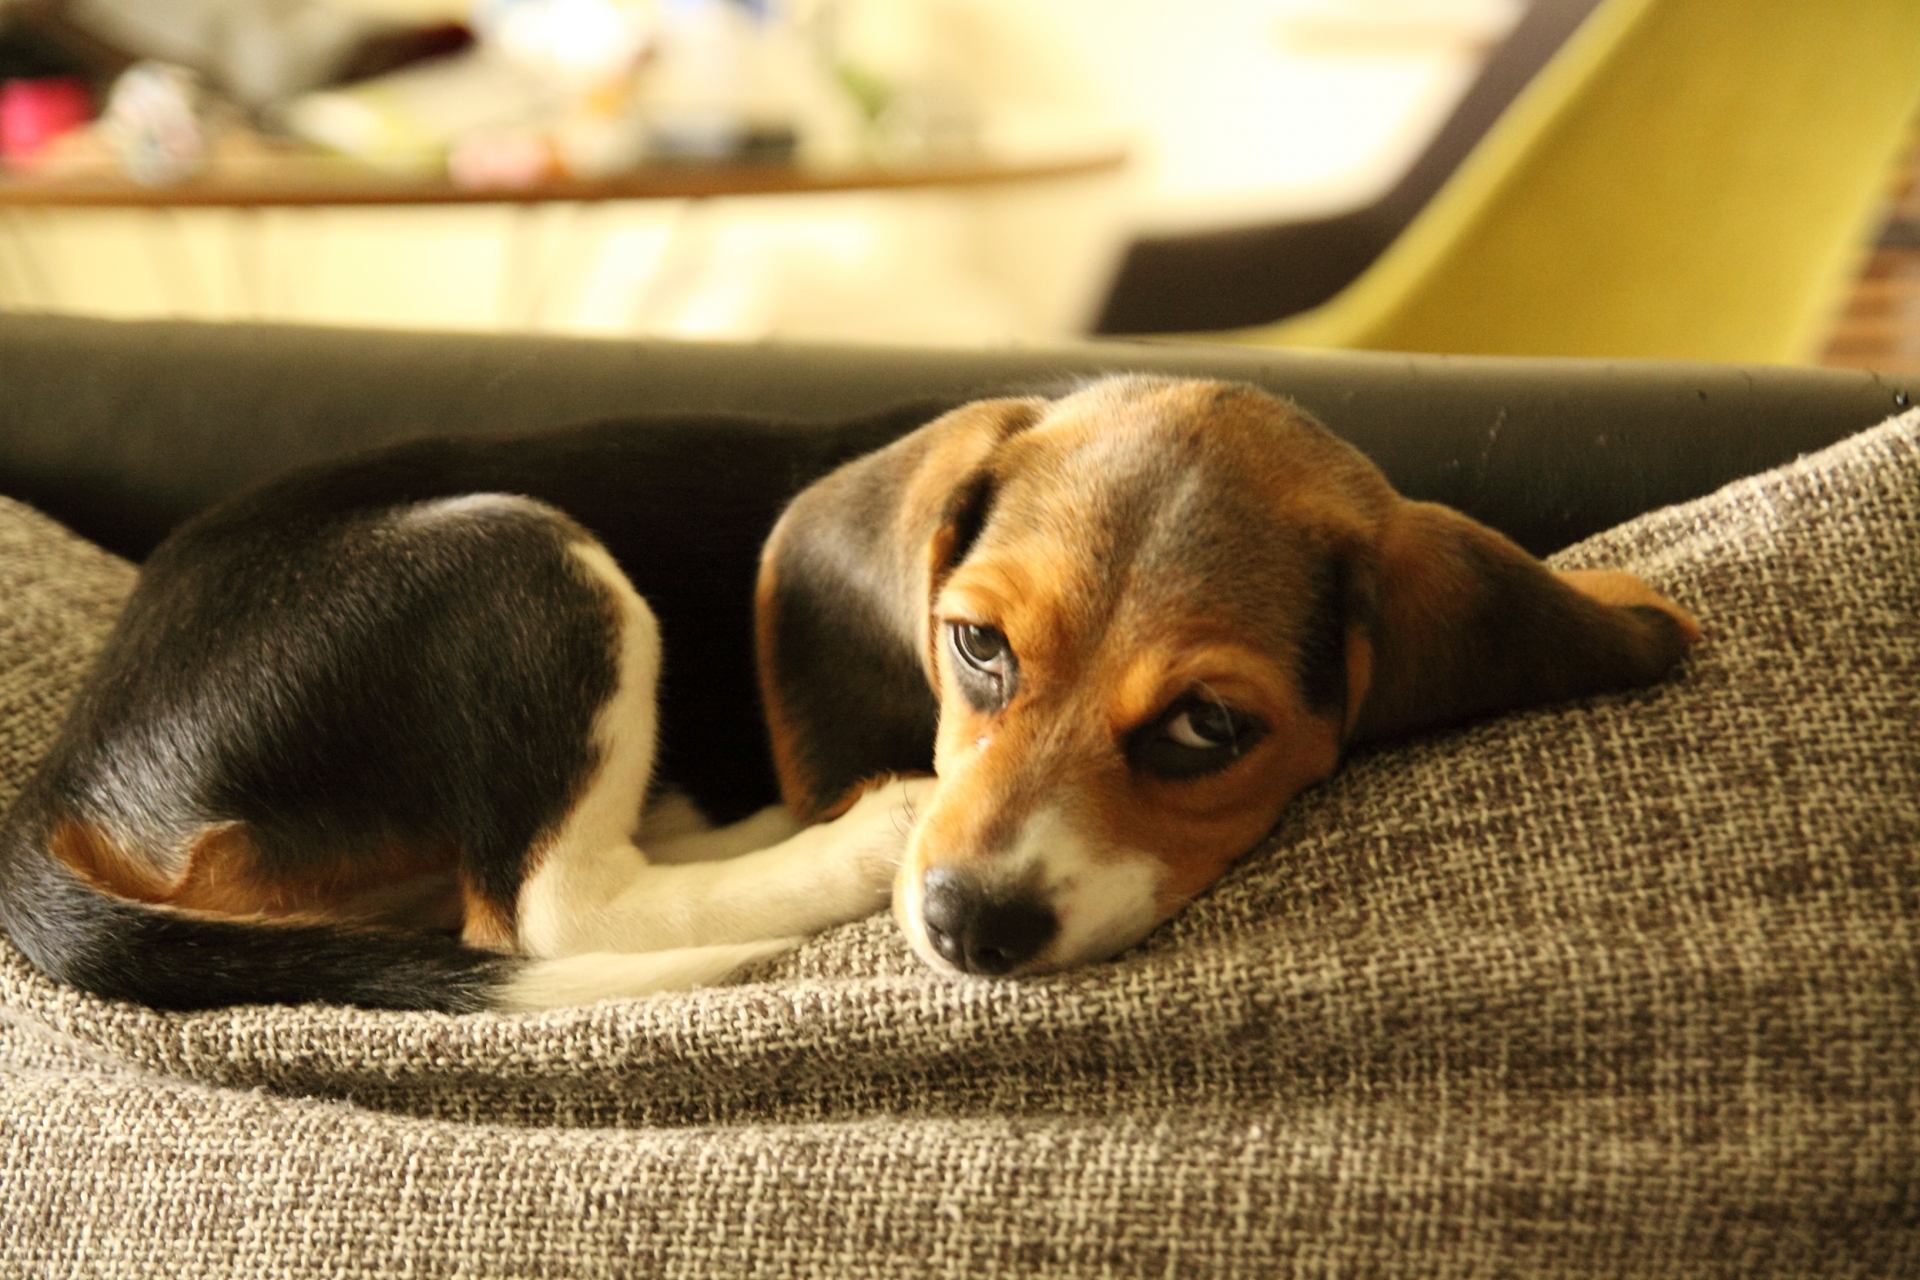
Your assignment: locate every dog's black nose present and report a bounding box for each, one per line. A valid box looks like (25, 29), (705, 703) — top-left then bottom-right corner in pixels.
(920, 868), (1058, 975)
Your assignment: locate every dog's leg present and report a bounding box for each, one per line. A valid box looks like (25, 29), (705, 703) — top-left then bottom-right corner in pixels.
(495, 542), (927, 1011)
(645, 804), (803, 866)
(516, 777), (928, 961)
(499, 779), (926, 1009)
(495, 940), (807, 1012)
(637, 790), (802, 864)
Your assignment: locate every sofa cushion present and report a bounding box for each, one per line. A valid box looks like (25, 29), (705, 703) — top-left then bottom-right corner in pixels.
(1, 413), (1915, 1277)
(0, 497), (137, 812)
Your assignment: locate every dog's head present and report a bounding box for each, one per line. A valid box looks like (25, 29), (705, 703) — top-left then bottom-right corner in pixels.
(765, 377), (1698, 978)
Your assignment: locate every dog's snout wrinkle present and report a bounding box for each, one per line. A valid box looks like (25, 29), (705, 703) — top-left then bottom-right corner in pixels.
(920, 867), (1057, 977)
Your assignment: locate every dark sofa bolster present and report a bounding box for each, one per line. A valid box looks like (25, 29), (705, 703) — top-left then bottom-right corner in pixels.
(0, 313), (1914, 563)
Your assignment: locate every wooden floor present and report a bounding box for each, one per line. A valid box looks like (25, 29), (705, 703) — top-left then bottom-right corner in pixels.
(1820, 139), (1920, 373)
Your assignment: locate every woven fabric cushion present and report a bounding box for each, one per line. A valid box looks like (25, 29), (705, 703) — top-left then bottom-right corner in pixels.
(2, 414), (1916, 1278)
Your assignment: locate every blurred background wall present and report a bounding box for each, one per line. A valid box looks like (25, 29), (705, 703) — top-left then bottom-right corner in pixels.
(0, 0), (1525, 343)
(0, 0), (1913, 365)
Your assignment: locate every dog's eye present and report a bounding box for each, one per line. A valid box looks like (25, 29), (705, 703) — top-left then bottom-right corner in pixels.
(1128, 693), (1267, 781)
(954, 623), (1008, 670)
(949, 622), (1017, 711)
(1165, 701), (1239, 749)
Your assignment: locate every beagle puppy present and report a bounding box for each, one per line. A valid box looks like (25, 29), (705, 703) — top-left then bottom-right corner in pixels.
(759, 376), (1699, 978)
(0, 376), (1695, 1012)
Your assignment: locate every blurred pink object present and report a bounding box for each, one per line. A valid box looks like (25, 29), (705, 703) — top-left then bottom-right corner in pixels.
(0, 78), (94, 162)
(448, 128), (555, 189)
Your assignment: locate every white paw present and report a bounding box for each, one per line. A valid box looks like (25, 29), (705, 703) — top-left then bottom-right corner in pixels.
(501, 938), (806, 1010)
(823, 777), (937, 906)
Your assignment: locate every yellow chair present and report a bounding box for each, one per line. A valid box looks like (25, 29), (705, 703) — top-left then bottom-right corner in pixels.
(1233, 0), (1920, 363)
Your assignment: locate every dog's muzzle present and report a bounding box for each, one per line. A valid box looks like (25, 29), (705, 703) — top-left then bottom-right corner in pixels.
(919, 866), (1058, 976)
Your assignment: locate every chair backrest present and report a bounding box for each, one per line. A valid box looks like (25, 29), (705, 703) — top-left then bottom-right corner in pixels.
(1092, 0), (1606, 335)
(1243, 0), (1920, 362)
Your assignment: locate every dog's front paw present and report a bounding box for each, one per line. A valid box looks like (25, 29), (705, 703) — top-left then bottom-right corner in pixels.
(818, 775), (937, 908)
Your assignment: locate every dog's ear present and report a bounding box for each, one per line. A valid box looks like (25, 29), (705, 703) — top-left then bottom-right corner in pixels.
(891, 398), (1047, 680)
(757, 396), (1044, 818)
(1341, 500), (1701, 745)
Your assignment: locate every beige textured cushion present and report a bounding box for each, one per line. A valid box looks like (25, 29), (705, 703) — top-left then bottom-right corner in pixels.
(2, 413), (1916, 1277)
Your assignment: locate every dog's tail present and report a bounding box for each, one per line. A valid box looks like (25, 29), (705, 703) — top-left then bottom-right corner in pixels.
(0, 824), (795, 1014)
(0, 833), (516, 1012)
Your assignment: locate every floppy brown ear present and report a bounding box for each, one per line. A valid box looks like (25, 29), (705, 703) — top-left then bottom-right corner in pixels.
(890, 398), (1049, 679)
(756, 396), (1044, 818)
(1346, 500), (1701, 745)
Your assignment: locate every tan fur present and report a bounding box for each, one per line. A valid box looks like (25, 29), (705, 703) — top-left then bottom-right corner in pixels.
(753, 557), (813, 815)
(1559, 568), (1704, 641)
(459, 876), (518, 951)
(52, 819), (464, 930)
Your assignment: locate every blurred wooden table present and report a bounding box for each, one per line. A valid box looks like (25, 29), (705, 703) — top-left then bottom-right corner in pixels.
(0, 140), (1127, 329)
(0, 143), (1129, 208)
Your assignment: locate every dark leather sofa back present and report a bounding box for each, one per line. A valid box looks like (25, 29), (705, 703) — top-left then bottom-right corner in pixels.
(0, 314), (1913, 563)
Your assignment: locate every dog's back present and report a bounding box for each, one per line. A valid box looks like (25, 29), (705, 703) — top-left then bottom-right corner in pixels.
(0, 476), (615, 1010)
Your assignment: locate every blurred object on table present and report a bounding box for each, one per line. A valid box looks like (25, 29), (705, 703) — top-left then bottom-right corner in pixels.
(0, 75), (90, 162)
(58, 0), (470, 108)
(100, 62), (221, 185)
(279, 0), (875, 184)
